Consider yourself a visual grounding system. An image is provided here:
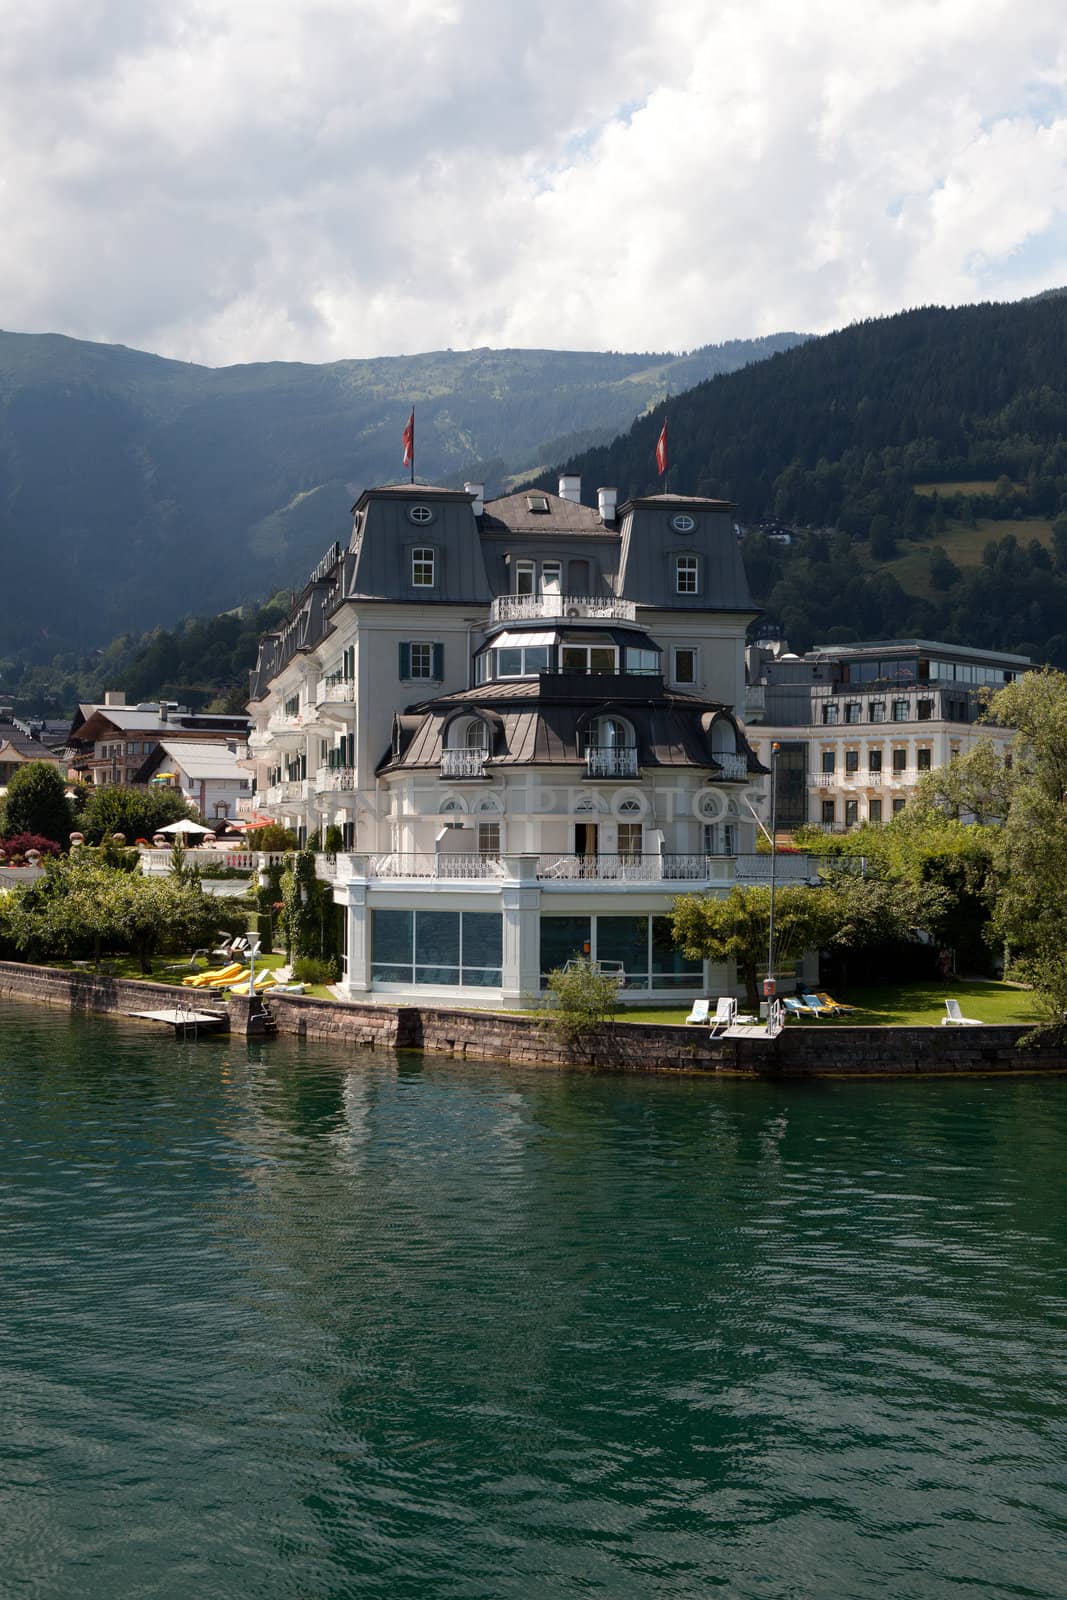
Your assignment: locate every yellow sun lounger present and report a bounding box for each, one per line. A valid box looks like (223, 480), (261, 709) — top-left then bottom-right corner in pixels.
(183, 961), (244, 988)
(207, 966), (250, 989)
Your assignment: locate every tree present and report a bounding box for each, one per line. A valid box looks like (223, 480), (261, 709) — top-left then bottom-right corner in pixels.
(76, 784), (196, 845)
(671, 885), (835, 1009)
(983, 670), (1067, 1013)
(928, 545), (959, 591)
(1052, 514), (1067, 573)
(8, 851), (218, 971)
(1, 762), (73, 844)
(912, 739), (1012, 824)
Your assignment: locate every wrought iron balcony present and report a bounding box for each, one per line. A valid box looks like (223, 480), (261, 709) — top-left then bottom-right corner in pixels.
(441, 748), (487, 778)
(585, 746), (638, 778)
(714, 752), (748, 780)
(490, 594), (636, 623)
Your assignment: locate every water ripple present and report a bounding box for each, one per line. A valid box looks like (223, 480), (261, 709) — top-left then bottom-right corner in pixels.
(0, 1004), (1065, 1598)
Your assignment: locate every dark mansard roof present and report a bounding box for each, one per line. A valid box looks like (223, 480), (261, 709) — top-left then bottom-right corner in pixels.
(378, 676), (765, 778)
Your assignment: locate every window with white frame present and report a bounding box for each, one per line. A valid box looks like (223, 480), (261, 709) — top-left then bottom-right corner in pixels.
(675, 555), (699, 594)
(411, 546), (436, 586)
(540, 560), (562, 594)
(477, 822), (500, 854)
(514, 560), (536, 596)
(409, 642), (433, 678)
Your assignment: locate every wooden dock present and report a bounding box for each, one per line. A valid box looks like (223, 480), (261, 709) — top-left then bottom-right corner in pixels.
(127, 1007), (228, 1033)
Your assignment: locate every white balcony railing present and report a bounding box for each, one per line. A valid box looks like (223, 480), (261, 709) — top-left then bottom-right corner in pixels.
(441, 748), (487, 779)
(369, 852), (506, 880)
(585, 747), (639, 779)
(490, 594), (636, 623)
(316, 678), (356, 705)
(714, 752), (748, 781)
(536, 853), (730, 882)
(316, 766), (357, 791)
(813, 773), (836, 789)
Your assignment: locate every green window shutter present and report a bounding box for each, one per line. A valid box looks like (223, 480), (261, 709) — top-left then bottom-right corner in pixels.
(399, 642), (410, 679)
(432, 643), (444, 681)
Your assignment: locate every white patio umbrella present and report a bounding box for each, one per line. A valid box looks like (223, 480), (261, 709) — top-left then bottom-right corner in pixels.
(156, 818), (214, 836)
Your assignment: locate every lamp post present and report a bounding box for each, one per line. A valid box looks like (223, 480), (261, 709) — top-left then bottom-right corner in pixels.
(246, 929), (261, 999)
(766, 741), (780, 1001)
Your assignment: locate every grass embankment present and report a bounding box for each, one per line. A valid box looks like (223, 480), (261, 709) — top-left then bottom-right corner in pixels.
(617, 980), (1038, 1028)
(856, 510), (1053, 599)
(50, 952), (338, 1001)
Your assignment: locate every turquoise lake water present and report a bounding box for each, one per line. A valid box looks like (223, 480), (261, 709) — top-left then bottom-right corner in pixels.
(1, 1000), (1066, 1599)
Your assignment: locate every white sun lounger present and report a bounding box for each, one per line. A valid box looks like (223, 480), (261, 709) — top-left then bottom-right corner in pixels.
(941, 998), (982, 1026)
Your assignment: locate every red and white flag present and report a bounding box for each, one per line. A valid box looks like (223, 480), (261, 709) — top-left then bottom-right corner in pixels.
(655, 419), (668, 477)
(402, 408), (414, 467)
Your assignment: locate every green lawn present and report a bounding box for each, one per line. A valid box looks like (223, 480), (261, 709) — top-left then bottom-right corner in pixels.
(51, 951), (338, 1001)
(615, 980), (1038, 1028)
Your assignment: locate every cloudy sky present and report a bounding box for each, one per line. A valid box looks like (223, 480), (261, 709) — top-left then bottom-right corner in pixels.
(2, 0), (1066, 366)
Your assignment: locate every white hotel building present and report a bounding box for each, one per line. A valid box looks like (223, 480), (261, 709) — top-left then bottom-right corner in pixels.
(744, 637), (1028, 831)
(245, 475), (824, 1009)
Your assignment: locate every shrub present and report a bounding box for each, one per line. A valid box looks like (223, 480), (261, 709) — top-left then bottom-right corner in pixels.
(0, 833), (62, 864)
(539, 958), (621, 1055)
(247, 823), (298, 852)
(292, 955), (340, 985)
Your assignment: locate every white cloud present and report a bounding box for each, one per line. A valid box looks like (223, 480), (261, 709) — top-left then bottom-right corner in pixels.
(0, 0), (1065, 363)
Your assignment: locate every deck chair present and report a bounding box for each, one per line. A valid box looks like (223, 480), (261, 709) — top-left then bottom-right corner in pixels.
(782, 996), (815, 1020)
(801, 994), (835, 1019)
(709, 997), (738, 1035)
(684, 999), (711, 1025)
(815, 991), (858, 1014)
(942, 998), (981, 1026)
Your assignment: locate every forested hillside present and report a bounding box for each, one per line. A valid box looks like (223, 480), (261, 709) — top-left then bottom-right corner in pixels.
(543, 297), (1067, 664)
(0, 329), (804, 663)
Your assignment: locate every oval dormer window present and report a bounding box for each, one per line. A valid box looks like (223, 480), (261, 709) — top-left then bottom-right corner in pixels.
(671, 513), (696, 533)
(408, 504), (434, 525)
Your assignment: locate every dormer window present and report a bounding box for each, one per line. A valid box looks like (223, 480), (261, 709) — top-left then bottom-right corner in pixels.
(412, 547), (436, 587)
(675, 555), (699, 594)
(408, 505), (434, 525)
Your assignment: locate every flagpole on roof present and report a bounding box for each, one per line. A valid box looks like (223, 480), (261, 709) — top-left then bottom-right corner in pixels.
(411, 405), (415, 484)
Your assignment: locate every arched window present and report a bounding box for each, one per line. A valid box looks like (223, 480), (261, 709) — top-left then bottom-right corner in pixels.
(618, 797), (641, 814)
(709, 717), (737, 756)
(463, 719), (488, 750)
(584, 716), (633, 750)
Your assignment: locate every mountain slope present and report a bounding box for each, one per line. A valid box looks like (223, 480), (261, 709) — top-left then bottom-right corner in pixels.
(0, 330), (805, 659)
(540, 296), (1067, 665)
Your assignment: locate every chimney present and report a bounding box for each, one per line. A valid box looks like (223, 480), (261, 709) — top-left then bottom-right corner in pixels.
(104, 690), (126, 707)
(464, 481), (485, 517)
(558, 474), (581, 505)
(597, 486), (617, 524)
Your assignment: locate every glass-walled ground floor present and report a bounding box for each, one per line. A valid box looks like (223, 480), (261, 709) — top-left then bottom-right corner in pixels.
(538, 914), (703, 989)
(339, 896), (712, 1005)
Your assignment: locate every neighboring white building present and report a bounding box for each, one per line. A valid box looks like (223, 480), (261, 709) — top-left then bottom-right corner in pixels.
(745, 637), (1028, 831)
(245, 476), (822, 1009)
(133, 738), (253, 821)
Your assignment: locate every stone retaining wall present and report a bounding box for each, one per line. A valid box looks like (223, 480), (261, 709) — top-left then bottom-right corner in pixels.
(261, 989), (1067, 1076)
(2, 961), (1065, 1076)
(0, 959), (227, 1021)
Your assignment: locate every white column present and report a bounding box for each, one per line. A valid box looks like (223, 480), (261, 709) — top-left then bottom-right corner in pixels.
(332, 875), (370, 995)
(501, 856), (542, 1006)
